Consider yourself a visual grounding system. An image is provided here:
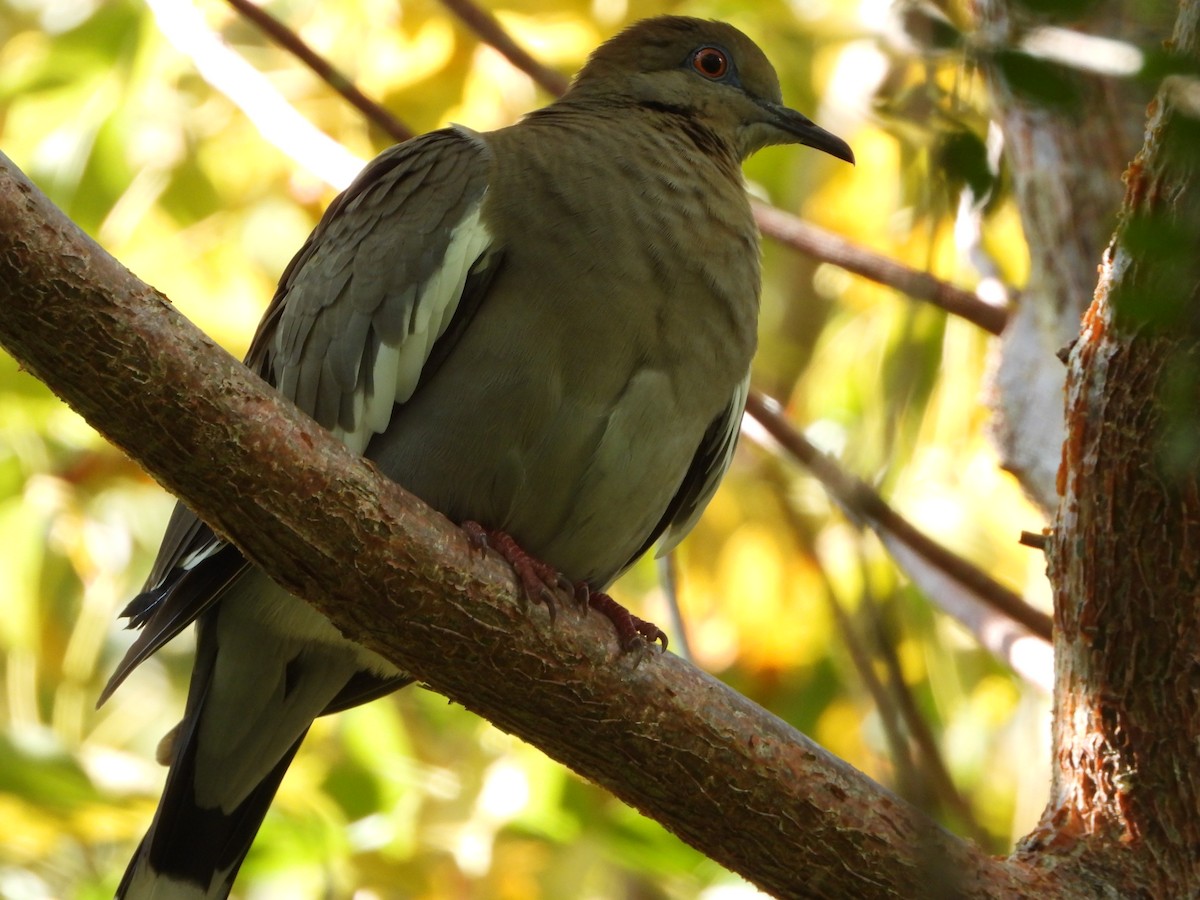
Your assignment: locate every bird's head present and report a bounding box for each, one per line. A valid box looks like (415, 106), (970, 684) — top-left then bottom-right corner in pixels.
(566, 16), (854, 165)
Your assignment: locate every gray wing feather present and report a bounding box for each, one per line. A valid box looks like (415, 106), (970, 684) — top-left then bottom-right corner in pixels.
(265, 126), (494, 454)
(102, 126), (496, 703)
(656, 374), (750, 557)
(608, 376), (749, 583)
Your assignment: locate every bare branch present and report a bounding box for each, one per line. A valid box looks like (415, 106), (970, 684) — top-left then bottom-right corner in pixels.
(879, 535), (1053, 693)
(438, 0), (571, 96)
(223, 0), (413, 144)
(745, 391), (1054, 646)
(751, 201), (1009, 336)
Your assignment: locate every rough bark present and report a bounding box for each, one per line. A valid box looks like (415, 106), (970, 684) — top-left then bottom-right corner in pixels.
(1027, 3), (1200, 895)
(0, 154), (1042, 898)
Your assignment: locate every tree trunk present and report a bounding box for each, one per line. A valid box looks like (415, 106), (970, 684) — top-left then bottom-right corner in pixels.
(1021, 2), (1200, 894)
(973, 0), (1170, 513)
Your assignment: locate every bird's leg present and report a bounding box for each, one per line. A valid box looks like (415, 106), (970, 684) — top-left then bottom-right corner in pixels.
(462, 521), (569, 622)
(578, 585), (668, 653)
(462, 522), (667, 653)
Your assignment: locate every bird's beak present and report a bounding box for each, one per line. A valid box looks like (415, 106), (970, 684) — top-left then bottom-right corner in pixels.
(765, 103), (855, 164)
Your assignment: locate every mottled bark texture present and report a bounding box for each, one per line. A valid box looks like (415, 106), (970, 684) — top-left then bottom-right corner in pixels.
(973, 0), (1172, 513)
(1027, 3), (1200, 895)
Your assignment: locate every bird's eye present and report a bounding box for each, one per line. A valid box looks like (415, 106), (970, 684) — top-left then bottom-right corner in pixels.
(691, 47), (730, 80)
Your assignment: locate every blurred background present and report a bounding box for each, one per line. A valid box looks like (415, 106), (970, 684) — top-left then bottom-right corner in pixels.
(0, 0), (1083, 896)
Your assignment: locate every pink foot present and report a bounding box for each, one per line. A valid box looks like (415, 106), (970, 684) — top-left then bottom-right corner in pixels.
(578, 584), (668, 652)
(463, 522), (666, 652)
(463, 522), (569, 621)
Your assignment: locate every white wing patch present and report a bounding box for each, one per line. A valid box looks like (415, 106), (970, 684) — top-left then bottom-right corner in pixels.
(179, 539), (223, 572)
(332, 199), (493, 454)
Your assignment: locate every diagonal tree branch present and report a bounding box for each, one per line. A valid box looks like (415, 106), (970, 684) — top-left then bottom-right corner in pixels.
(751, 201), (1009, 335)
(223, 0), (413, 144)
(438, 0), (571, 96)
(0, 154), (1049, 898)
(745, 391), (1054, 643)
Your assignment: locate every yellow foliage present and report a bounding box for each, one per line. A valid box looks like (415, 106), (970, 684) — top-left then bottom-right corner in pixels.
(0, 0), (1056, 895)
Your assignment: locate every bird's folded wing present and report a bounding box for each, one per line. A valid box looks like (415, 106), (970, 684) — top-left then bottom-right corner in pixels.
(647, 374), (750, 563)
(101, 127), (499, 704)
(251, 125), (498, 453)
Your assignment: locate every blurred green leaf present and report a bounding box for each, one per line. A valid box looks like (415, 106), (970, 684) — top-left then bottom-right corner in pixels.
(0, 728), (101, 811)
(990, 48), (1083, 111)
(936, 128), (993, 200)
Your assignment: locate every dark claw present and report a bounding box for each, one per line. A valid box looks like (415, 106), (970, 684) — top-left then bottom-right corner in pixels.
(588, 591), (668, 654)
(538, 587), (558, 624)
(571, 581), (591, 615)
(462, 520), (490, 554)
(633, 616), (668, 650)
(462, 521), (565, 622)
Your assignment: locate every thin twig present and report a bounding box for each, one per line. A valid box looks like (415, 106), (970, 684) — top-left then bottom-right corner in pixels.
(765, 464), (920, 794)
(859, 582), (993, 848)
(773, 459), (993, 846)
(656, 552), (693, 662)
(745, 390), (1053, 642)
(829, 578), (925, 802)
(439, 0), (572, 96)
(752, 201), (1010, 336)
(223, 0), (413, 144)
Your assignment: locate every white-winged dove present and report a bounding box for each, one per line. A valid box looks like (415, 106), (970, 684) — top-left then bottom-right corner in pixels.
(106, 15), (852, 898)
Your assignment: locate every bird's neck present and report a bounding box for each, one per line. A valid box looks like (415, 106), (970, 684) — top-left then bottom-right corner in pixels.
(523, 97), (743, 179)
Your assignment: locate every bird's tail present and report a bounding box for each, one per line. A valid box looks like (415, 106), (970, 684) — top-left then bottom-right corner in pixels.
(114, 576), (366, 899)
(116, 732), (305, 899)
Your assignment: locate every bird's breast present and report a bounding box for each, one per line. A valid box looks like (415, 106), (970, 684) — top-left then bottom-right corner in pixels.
(487, 118), (761, 382)
(369, 120), (762, 584)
